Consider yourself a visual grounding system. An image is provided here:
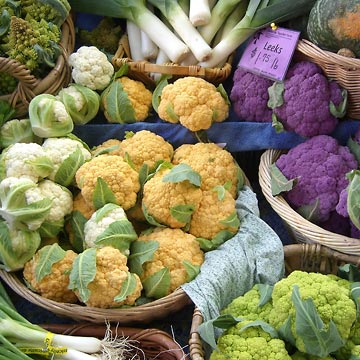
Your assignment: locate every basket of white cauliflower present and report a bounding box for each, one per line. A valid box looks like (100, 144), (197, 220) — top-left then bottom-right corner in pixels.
(0, 127), (249, 324)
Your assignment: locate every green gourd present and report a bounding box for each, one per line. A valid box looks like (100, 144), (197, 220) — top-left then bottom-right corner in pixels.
(307, 0), (360, 57)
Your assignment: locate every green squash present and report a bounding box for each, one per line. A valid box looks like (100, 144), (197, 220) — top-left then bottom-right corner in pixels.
(307, 0), (360, 57)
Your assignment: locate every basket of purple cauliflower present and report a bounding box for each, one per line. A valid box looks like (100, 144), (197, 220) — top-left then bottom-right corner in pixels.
(258, 129), (360, 256)
(230, 60), (348, 138)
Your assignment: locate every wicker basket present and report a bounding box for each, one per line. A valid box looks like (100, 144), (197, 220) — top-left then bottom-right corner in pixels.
(42, 323), (187, 360)
(295, 39), (360, 120)
(0, 268), (192, 324)
(0, 15), (75, 117)
(111, 34), (233, 89)
(258, 148), (360, 256)
(189, 243), (360, 360)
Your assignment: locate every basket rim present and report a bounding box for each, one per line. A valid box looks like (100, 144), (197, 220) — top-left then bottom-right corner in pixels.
(296, 38), (360, 69)
(258, 148), (360, 255)
(0, 269), (192, 324)
(111, 34), (233, 87)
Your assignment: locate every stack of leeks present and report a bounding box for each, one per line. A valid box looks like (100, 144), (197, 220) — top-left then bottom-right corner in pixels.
(69, 0), (317, 69)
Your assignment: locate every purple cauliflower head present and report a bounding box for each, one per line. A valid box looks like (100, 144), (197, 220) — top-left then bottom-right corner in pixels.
(335, 188), (348, 218)
(230, 68), (273, 122)
(269, 61), (347, 138)
(276, 135), (358, 223)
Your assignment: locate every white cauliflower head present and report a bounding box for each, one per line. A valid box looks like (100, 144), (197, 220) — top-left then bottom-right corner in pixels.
(0, 142), (54, 183)
(84, 203), (137, 255)
(42, 137), (92, 185)
(68, 46), (115, 90)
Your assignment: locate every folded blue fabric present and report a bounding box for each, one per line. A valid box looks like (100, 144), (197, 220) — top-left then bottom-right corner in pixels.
(73, 120), (359, 152)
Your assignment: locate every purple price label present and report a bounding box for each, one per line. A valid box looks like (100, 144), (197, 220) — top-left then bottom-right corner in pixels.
(238, 26), (300, 81)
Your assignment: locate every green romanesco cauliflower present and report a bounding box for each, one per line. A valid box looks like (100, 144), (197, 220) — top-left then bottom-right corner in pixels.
(21, 0), (70, 26)
(1, 16), (61, 74)
(210, 320), (291, 360)
(268, 270), (357, 354)
(0, 72), (18, 96)
(335, 315), (360, 360)
(221, 284), (274, 322)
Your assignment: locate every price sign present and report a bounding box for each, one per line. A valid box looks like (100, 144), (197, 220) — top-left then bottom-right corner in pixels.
(238, 26), (300, 81)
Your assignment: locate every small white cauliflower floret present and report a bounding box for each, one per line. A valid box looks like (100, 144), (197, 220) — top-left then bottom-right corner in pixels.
(39, 97), (70, 124)
(58, 86), (84, 111)
(68, 46), (115, 90)
(83, 204), (137, 256)
(25, 179), (73, 222)
(42, 137), (92, 182)
(1, 142), (53, 182)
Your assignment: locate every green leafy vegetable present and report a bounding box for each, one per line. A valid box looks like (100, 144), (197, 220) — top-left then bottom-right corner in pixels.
(290, 285), (345, 357)
(162, 163), (201, 187)
(142, 267), (171, 299)
(270, 162), (297, 196)
(128, 240), (159, 275)
(68, 247), (97, 303)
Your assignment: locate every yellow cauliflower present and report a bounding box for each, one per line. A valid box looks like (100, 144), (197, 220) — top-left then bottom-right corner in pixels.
(157, 77), (229, 131)
(173, 143), (240, 198)
(71, 246), (143, 308)
(23, 245), (78, 303)
(75, 154), (140, 210)
(71, 191), (95, 220)
(189, 188), (239, 240)
(136, 227), (204, 297)
(142, 166), (202, 228)
(65, 191), (95, 251)
(101, 76), (153, 123)
(92, 138), (123, 156)
(119, 130), (174, 171)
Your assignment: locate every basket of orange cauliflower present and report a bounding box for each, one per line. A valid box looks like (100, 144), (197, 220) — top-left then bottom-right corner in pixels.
(0, 128), (248, 324)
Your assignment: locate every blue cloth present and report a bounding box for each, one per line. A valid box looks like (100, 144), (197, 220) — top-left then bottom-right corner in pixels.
(73, 119), (360, 152)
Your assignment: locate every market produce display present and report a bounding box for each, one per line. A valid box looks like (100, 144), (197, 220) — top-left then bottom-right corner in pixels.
(0, 0), (360, 359)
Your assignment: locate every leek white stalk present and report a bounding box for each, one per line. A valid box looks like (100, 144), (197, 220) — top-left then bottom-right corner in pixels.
(199, 0), (317, 68)
(148, 0), (212, 62)
(126, 20), (143, 61)
(140, 3), (159, 60)
(199, 0), (246, 44)
(0, 283), (137, 360)
(68, 0), (190, 63)
(0, 317), (102, 353)
(189, 0), (211, 26)
(141, 30), (159, 60)
(212, 1), (249, 47)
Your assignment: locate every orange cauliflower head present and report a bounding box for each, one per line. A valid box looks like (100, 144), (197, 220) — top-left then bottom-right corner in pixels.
(23, 248), (78, 303)
(92, 138), (123, 156)
(138, 227), (204, 296)
(76, 246), (143, 308)
(142, 167), (202, 228)
(75, 154), (140, 210)
(119, 130), (174, 171)
(189, 188), (239, 240)
(157, 77), (229, 131)
(173, 143), (240, 198)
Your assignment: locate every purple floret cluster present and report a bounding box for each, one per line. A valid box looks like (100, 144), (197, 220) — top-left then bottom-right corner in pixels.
(273, 61), (345, 138)
(276, 135), (358, 223)
(230, 68), (273, 122)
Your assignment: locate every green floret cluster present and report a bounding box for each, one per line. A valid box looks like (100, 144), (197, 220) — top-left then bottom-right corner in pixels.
(2, 17), (61, 73)
(0, 0), (70, 93)
(201, 269), (360, 360)
(21, 0), (71, 26)
(0, 72), (18, 96)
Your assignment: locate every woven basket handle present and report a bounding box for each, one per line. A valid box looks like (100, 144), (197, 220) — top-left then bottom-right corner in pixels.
(0, 57), (39, 112)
